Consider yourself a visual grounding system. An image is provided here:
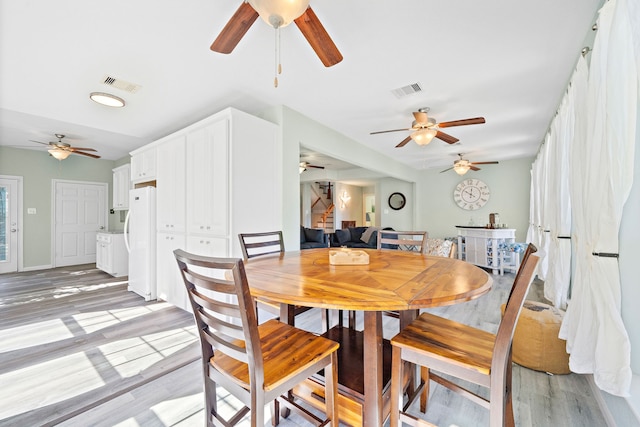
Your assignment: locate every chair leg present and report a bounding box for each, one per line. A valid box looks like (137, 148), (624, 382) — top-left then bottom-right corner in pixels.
(390, 346), (403, 427)
(253, 392), (265, 427)
(489, 352), (513, 427)
(505, 352), (515, 427)
(324, 352), (339, 425)
(420, 366), (430, 413)
(287, 305), (296, 326)
(270, 399), (280, 426)
(348, 310), (356, 329)
(205, 375), (217, 427)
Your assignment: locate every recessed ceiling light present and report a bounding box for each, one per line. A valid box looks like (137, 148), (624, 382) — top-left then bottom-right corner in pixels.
(89, 92), (125, 107)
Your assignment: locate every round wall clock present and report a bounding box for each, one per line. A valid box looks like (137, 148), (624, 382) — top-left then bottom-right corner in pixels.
(453, 179), (490, 210)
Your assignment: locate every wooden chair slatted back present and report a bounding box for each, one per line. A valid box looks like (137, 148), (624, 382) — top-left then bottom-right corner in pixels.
(238, 231), (284, 260)
(377, 230), (428, 254)
(174, 249), (263, 376)
(492, 243), (538, 377)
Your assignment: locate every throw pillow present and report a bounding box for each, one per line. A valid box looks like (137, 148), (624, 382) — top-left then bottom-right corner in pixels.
(304, 227), (325, 243)
(335, 228), (351, 245)
(360, 226), (380, 244)
(426, 238), (452, 257)
(349, 227), (366, 242)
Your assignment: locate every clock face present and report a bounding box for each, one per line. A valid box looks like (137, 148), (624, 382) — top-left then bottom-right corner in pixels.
(453, 179), (490, 210)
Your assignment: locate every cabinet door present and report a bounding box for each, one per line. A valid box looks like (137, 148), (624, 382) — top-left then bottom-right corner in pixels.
(96, 238), (104, 270)
(96, 235), (114, 274)
(186, 120), (229, 236)
(465, 236), (488, 266)
(187, 235), (228, 257)
(157, 232), (188, 311)
(131, 148), (156, 183)
(156, 136), (186, 233)
(112, 165), (130, 210)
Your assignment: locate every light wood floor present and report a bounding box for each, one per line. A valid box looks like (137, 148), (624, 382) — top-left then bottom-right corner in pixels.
(0, 264), (608, 426)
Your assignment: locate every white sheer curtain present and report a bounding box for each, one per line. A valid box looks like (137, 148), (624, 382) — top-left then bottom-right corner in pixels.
(559, 0), (637, 396)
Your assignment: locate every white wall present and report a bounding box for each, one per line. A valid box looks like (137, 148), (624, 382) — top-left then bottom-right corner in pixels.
(378, 178), (415, 231)
(334, 183), (362, 227)
(258, 105), (418, 250)
(619, 109), (640, 374)
(416, 157), (533, 241)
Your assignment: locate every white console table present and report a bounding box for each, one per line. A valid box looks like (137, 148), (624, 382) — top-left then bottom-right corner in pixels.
(457, 227), (516, 274)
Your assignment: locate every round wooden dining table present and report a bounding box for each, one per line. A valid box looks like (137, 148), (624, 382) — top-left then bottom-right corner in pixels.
(244, 247), (492, 427)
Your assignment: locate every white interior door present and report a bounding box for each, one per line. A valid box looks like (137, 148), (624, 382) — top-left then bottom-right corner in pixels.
(54, 180), (107, 267)
(0, 177), (20, 273)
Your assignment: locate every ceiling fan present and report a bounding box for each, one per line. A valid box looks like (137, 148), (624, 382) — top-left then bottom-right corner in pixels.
(440, 153), (498, 175)
(210, 0), (343, 68)
(29, 134), (100, 160)
(299, 161), (324, 173)
(370, 108), (486, 148)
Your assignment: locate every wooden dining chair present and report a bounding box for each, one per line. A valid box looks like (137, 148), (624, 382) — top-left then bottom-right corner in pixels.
(174, 249), (339, 427)
(377, 230), (428, 253)
(425, 238), (457, 259)
(374, 230), (429, 323)
(238, 231), (314, 326)
(389, 244), (538, 427)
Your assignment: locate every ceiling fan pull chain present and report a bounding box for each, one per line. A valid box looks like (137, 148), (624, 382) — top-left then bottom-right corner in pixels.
(274, 27), (282, 88)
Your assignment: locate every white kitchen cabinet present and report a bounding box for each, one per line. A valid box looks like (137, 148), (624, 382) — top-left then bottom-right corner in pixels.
(457, 227), (516, 274)
(96, 232), (128, 277)
(184, 108), (280, 261)
(156, 135), (186, 233)
(130, 147), (156, 183)
(156, 232), (188, 311)
(187, 235), (227, 257)
(186, 120), (228, 236)
(136, 107), (280, 312)
(112, 164), (130, 210)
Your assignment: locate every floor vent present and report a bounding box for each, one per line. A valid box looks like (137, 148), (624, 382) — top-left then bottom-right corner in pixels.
(392, 82), (423, 98)
(101, 75), (142, 93)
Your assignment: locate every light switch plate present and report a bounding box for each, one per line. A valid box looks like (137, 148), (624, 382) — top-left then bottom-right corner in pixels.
(27, 208), (36, 214)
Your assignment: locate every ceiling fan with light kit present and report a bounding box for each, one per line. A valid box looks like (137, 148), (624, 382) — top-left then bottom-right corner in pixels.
(370, 108), (486, 148)
(299, 161), (324, 173)
(440, 153), (498, 175)
(28, 134), (100, 160)
(210, 0), (342, 86)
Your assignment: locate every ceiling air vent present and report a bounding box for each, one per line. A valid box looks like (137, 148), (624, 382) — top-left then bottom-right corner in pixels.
(391, 82), (423, 98)
(101, 75), (142, 94)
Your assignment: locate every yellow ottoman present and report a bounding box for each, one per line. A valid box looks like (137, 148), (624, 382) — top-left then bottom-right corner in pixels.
(501, 300), (571, 374)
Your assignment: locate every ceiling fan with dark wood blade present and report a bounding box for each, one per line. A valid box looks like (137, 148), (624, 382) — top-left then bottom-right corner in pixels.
(370, 107), (485, 148)
(440, 153), (498, 175)
(29, 134), (100, 160)
(299, 161), (324, 172)
(210, 0), (342, 67)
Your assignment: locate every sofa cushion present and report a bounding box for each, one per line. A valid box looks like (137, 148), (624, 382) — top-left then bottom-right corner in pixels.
(304, 227), (325, 244)
(334, 228), (351, 245)
(301, 241), (326, 249)
(300, 226), (306, 244)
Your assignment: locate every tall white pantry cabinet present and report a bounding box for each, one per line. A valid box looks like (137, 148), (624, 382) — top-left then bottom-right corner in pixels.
(138, 107), (281, 311)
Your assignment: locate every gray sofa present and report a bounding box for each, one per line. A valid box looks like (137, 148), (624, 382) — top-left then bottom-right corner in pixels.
(300, 226), (328, 249)
(330, 226), (398, 249)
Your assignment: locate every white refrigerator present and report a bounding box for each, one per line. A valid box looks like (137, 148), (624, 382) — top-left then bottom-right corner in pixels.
(124, 186), (157, 301)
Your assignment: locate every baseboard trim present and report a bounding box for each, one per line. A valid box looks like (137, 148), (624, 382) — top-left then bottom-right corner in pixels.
(21, 264), (53, 272)
(587, 374), (640, 427)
